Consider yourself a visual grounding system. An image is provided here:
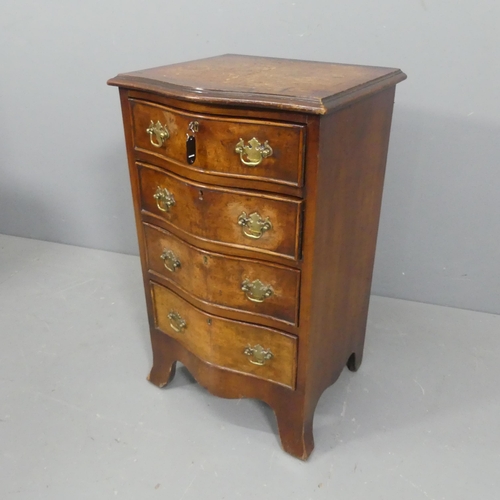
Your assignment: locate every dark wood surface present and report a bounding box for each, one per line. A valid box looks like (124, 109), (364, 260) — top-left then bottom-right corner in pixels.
(138, 163), (303, 261)
(130, 98), (305, 187)
(151, 282), (297, 389)
(143, 223), (300, 326)
(109, 55), (405, 460)
(128, 89), (310, 198)
(109, 54), (406, 114)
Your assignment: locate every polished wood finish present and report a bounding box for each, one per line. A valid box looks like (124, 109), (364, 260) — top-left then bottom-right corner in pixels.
(108, 54), (406, 460)
(128, 90), (309, 198)
(143, 223), (300, 325)
(130, 98), (305, 187)
(138, 163), (303, 260)
(151, 282), (297, 389)
(109, 54), (406, 114)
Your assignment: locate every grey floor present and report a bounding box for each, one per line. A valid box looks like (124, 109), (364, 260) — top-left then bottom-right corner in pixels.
(1, 234), (499, 499)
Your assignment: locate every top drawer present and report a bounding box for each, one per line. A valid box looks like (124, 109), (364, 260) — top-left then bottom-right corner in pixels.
(129, 99), (305, 187)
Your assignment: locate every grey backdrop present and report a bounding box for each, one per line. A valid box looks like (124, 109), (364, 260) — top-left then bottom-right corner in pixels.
(1, 1), (499, 314)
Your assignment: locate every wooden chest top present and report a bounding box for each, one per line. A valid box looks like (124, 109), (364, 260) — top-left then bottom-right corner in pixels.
(108, 54), (406, 114)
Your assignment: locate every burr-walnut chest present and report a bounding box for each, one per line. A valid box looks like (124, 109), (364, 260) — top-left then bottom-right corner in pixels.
(108, 54), (406, 459)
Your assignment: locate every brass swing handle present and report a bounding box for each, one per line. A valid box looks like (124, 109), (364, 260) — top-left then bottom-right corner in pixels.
(160, 249), (181, 273)
(153, 186), (175, 212)
(167, 310), (186, 333)
(146, 120), (170, 148)
(235, 138), (273, 167)
(241, 279), (274, 303)
(244, 344), (274, 366)
(237, 211), (272, 239)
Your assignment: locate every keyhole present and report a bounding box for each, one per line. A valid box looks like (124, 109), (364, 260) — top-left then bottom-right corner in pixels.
(203, 255), (208, 265)
(207, 318), (212, 326)
(199, 190), (204, 200)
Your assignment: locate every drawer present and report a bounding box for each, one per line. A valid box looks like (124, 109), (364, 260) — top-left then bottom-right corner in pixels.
(130, 99), (305, 187)
(151, 282), (297, 388)
(144, 223), (300, 325)
(138, 163), (303, 261)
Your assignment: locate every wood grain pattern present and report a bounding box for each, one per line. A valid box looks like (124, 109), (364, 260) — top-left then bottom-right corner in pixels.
(127, 90), (308, 198)
(151, 282), (297, 388)
(310, 87), (396, 381)
(127, 89), (312, 123)
(147, 328), (314, 455)
(289, 87), (398, 459)
(138, 162), (303, 261)
(108, 54), (406, 114)
(109, 55), (406, 460)
(143, 223), (300, 325)
(130, 98), (305, 186)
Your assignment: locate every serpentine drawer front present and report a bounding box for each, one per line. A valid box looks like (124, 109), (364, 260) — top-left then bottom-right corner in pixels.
(143, 223), (300, 326)
(108, 54), (406, 460)
(151, 282), (297, 389)
(138, 162), (303, 261)
(130, 99), (305, 187)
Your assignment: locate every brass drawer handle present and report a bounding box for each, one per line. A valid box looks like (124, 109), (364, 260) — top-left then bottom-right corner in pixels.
(167, 310), (186, 333)
(160, 249), (181, 272)
(235, 137), (273, 167)
(241, 279), (274, 303)
(237, 211), (272, 239)
(146, 120), (169, 148)
(244, 344), (273, 366)
(153, 186), (175, 212)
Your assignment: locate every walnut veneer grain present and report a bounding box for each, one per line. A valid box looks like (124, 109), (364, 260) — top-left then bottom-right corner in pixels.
(108, 54), (406, 459)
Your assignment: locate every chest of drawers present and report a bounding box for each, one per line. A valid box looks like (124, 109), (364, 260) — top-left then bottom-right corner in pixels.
(108, 54), (406, 459)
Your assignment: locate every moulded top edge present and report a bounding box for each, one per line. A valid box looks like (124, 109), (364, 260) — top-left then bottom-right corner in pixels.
(107, 54), (407, 114)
